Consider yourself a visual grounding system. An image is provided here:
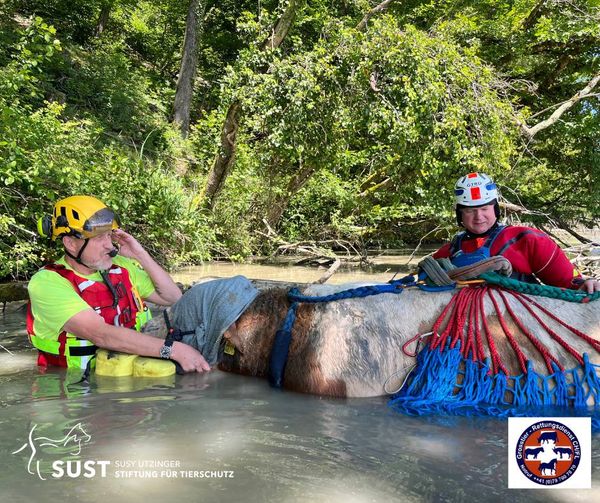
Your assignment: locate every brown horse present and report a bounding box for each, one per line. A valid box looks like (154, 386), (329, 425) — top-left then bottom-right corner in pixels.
(146, 280), (600, 400)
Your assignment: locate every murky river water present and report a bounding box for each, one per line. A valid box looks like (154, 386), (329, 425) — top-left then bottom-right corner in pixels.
(0, 260), (598, 502)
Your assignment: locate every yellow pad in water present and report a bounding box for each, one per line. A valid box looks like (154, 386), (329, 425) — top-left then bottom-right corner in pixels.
(95, 349), (138, 377)
(133, 357), (176, 377)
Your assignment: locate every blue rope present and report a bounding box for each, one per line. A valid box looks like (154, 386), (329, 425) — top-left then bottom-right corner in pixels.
(388, 342), (600, 431)
(268, 302), (299, 387)
(269, 275), (452, 387)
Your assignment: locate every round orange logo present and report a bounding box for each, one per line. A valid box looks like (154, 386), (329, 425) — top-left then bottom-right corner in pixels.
(515, 420), (581, 485)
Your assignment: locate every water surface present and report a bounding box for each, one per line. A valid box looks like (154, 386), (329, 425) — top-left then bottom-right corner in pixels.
(1, 262), (598, 502)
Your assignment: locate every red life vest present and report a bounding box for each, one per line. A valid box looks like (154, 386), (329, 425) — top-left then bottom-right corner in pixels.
(27, 263), (142, 368)
(434, 225), (582, 289)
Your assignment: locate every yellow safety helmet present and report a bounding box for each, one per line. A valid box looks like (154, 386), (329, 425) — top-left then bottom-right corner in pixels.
(38, 195), (119, 241)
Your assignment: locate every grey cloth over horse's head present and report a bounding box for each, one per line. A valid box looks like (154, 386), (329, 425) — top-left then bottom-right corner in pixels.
(169, 275), (259, 365)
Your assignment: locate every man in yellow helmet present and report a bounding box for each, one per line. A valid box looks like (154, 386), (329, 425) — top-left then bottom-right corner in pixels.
(27, 195), (210, 372)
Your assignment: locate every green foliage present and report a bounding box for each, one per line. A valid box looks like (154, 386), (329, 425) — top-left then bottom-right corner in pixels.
(0, 92), (215, 279)
(0, 16), (62, 103)
(514, 110), (600, 224)
(215, 14), (518, 246)
(281, 171), (363, 243)
(209, 145), (263, 260)
(0, 1), (598, 280)
(60, 39), (170, 142)
(340, 20), (517, 211)
(10, 0), (102, 43)
(0, 16), (214, 279)
(396, 0), (600, 222)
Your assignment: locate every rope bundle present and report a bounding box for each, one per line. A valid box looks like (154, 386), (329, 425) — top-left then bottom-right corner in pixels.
(480, 271), (600, 303)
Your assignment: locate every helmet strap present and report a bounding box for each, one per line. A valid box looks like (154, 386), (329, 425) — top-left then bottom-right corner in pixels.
(65, 238), (93, 269)
(455, 207), (463, 227)
(100, 270), (120, 308)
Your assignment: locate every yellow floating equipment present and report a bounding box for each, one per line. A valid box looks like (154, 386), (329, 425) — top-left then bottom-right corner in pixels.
(133, 357), (176, 377)
(95, 349), (138, 377)
(95, 349), (176, 377)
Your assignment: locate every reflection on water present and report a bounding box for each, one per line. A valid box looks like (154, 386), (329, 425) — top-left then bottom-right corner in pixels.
(0, 261), (598, 502)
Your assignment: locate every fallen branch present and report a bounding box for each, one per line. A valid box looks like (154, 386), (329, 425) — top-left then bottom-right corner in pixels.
(551, 217), (593, 244)
(278, 243), (335, 259)
(528, 93), (600, 120)
(406, 225), (441, 266)
(537, 224), (570, 248)
(564, 243), (600, 278)
(7, 221), (37, 238)
(499, 199), (549, 217)
(314, 258), (341, 284)
(257, 221), (370, 265)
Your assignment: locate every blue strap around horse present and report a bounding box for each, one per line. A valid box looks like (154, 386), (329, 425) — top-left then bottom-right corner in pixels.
(268, 274), (454, 387)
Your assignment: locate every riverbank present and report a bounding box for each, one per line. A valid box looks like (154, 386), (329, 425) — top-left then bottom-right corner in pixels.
(2, 238), (599, 304)
(0, 248), (430, 304)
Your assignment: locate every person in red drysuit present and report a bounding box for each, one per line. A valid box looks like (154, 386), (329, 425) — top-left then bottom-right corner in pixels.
(433, 173), (600, 293)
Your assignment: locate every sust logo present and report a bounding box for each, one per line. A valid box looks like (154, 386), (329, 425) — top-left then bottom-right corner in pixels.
(508, 417), (591, 489)
(12, 423), (110, 480)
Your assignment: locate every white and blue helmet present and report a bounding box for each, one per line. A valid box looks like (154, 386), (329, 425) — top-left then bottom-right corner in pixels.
(454, 172), (498, 207)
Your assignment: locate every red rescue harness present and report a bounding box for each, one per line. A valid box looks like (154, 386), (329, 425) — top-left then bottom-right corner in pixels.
(27, 263), (141, 367)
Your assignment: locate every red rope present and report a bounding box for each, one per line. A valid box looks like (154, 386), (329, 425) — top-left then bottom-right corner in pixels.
(450, 287), (475, 350)
(506, 291), (585, 366)
(462, 289), (476, 360)
(430, 293), (458, 351)
(479, 286), (509, 375)
(426, 284), (597, 377)
(472, 289), (487, 363)
(485, 288), (527, 374)
(511, 291), (600, 353)
(402, 333), (425, 357)
(495, 289), (563, 374)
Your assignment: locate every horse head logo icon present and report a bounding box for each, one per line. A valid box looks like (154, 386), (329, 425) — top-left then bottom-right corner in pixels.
(12, 423), (92, 480)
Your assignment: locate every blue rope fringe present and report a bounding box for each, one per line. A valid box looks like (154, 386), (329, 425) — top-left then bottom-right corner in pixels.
(388, 341), (600, 432)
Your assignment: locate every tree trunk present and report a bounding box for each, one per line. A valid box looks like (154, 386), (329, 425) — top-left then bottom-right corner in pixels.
(95, 2), (112, 36)
(265, 163), (315, 229)
(522, 0), (548, 30)
(202, 0), (301, 209)
(202, 101), (241, 209)
(260, 0), (300, 50)
(173, 0), (204, 137)
(539, 52), (571, 90)
(355, 0), (399, 31)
